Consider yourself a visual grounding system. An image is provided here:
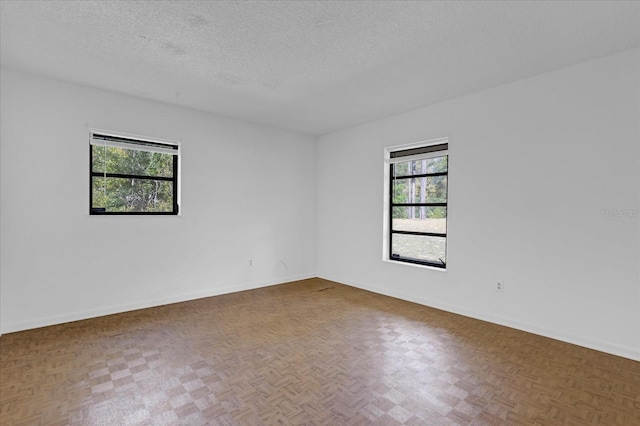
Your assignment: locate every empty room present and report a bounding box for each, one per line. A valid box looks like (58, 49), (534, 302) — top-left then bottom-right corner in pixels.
(1, 1), (639, 425)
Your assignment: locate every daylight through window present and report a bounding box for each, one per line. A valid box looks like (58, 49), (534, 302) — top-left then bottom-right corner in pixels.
(388, 140), (448, 268)
(90, 132), (179, 215)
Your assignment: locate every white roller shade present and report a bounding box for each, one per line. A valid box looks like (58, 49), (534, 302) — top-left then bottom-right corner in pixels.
(90, 133), (178, 156)
(387, 139), (448, 164)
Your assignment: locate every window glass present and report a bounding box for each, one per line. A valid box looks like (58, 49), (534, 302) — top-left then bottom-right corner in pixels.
(90, 133), (179, 215)
(388, 142), (448, 268)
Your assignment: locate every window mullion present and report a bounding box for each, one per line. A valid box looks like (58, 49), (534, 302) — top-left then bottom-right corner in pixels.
(392, 171), (448, 179)
(391, 203), (447, 207)
(91, 172), (174, 182)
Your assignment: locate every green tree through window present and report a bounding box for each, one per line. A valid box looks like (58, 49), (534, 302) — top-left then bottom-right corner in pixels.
(388, 141), (448, 268)
(90, 133), (179, 215)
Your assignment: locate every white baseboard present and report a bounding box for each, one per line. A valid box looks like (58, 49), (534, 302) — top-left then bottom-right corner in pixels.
(319, 274), (640, 362)
(1, 273), (316, 335)
(6, 272), (637, 362)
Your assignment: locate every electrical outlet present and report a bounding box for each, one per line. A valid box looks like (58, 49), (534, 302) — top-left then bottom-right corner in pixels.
(249, 259), (253, 266)
(496, 282), (504, 292)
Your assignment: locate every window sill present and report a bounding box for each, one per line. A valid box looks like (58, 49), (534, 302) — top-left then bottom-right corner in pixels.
(383, 259), (447, 272)
(85, 213), (182, 218)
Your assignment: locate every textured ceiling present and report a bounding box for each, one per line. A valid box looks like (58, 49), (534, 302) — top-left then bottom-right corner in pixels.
(1, 1), (638, 135)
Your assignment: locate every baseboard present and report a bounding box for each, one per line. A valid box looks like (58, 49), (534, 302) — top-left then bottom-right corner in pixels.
(319, 274), (640, 362)
(1, 273), (316, 334)
(6, 272), (637, 362)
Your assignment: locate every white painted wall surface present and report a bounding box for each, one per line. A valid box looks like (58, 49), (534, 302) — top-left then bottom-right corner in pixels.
(0, 69), (317, 333)
(317, 49), (640, 360)
(2, 50), (638, 361)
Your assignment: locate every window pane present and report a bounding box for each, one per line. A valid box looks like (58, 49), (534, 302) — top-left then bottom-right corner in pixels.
(392, 207), (447, 233)
(391, 234), (446, 265)
(393, 156), (447, 177)
(92, 177), (174, 212)
(92, 146), (174, 177)
(392, 176), (447, 204)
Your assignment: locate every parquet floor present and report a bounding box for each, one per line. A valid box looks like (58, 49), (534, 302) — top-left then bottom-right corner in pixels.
(1, 278), (639, 425)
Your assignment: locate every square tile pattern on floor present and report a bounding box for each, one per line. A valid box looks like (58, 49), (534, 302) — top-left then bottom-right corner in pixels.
(1, 278), (639, 425)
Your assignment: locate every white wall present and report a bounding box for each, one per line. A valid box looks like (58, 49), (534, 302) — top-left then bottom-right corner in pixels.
(2, 50), (638, 361)
(317, 49), (640, 360)
(0, 69), (317, 333)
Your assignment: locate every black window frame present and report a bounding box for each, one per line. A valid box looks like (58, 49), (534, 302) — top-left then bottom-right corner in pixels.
(90, 133), (179, 215)
(389, 142), (448, 268)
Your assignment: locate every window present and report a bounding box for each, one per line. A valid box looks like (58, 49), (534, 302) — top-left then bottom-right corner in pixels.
(387, 140), (448, 268)
(90, 131), (179, 215)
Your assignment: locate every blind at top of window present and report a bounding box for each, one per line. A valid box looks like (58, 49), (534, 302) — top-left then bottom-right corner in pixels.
(90, 133), (179, 156)
(389, 141), (447, 164)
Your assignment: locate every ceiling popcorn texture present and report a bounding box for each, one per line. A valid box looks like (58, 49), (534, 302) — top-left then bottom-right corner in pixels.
(1, 0), (638, 135)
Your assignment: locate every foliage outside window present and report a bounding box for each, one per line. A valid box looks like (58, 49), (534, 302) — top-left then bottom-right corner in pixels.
(389, 141), (448, 268)
(90, 132), (179, 215)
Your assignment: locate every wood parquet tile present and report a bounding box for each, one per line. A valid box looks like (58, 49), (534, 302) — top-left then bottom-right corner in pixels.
(1, 278), (639, 425)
